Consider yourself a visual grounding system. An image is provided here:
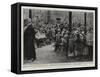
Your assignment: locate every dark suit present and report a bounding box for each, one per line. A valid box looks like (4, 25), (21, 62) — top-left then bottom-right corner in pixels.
(24, 24), (36, 61)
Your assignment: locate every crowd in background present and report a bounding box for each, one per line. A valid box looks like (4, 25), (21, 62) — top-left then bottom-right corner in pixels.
(23, 9), (94, 63)
(30, 18), (93, 58)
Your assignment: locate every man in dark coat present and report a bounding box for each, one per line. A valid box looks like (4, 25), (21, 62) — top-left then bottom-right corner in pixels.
(24, 18), (36, 62)
(74, 33), (83, 57)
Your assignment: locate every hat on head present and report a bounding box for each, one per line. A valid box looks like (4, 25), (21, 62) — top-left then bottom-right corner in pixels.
(24, 18), (32, 26)
(56, 18), (61, 20)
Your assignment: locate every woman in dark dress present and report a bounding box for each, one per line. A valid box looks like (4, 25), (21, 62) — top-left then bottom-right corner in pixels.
(24, 18), (36, 62)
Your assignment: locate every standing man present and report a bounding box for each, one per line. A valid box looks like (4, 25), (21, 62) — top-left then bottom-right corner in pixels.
(86, 28), (93, 60)
(24, 18), (36, 63)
